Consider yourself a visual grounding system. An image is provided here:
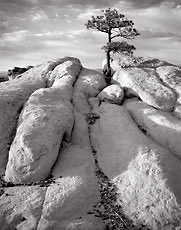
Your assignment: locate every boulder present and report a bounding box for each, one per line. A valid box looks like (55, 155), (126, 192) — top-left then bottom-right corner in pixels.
(136, 57), (173, 68)
(112, 67), (176, 111)
(47, 57), (82, 87)
(156, 66), (181, 119)
(73, 68), (106, 114)
(111, 55), (137, 70)
(4, 88), (74, 184)
(125, 100), (181, 159)
(0, 67), (46, 176)
(5, 59), (82, 183)
(91, 103), (181, 229)
(0, 58), (78, 176)
(156, 66), (181, 101)
(111, 56), (173, 71)
(98, 84), (124, 104)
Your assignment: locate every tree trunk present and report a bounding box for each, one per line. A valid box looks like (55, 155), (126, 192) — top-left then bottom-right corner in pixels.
(107, 31), (111, 69)
(105, 31), (112, 85)
(106, 51), (111, 69)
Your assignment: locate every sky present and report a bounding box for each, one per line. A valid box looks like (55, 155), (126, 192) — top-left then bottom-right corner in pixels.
(0, 0), (181, 71)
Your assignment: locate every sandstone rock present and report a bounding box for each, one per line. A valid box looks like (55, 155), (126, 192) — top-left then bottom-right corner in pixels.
(112, 67), (176, 111)
(0, 70), (45, 176)
(5, 59), (82, 183)
(156, 66), (181, 101)
(98, 84), (124, 104)
(37, 71), (106, 229)
(1, 56), (181, 230)
(73, 68), (106, 114)
(37, 145), (104, 230)
(0, 58), (76, 176)
(111, 56), (173, 71)
(111, 55), (137, 70)
(91, 103), (181, 229)
(88, 97), (100, 113)
(125, 100), (181, 159)
(156, 66), (181, 119)
(174, 104), (181, 119)
(47, 57), (82, 87)
(4, 88), (74, 184)
(0, 185), (47, 230)
(137, 57), (173, 68)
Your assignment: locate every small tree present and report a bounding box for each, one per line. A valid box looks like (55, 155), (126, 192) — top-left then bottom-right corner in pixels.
(85, 8), (140, 83)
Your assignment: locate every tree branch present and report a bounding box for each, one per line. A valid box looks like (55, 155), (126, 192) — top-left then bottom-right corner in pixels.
(111, 34), (120, 39)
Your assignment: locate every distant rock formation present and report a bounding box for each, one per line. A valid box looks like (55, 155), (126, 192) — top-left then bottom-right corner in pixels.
(0, 56), (181, 230)
(7, 65), (34, 80)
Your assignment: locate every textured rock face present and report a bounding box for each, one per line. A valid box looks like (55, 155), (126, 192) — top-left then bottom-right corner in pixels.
(5, 59), (82, 183)
(91, 103), (181, 229)
(113, 67), (176, 111)
(156, 66), (181, 97)
(125, 100), (181, 159)
(36, 67), (106, 230)
(156, 66), (181, 118)
(98, 84), (124, 104)
(0, 58), (80, 176)
(73, 68), (106, 114)
(0, 186), (47, 229)
(5, 88), (74, 183)
(1, 56), (181, 230)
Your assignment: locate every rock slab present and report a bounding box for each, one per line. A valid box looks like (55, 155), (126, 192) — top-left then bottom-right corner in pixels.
(112, 67), (176, 111)
(91, 103), (181, 229)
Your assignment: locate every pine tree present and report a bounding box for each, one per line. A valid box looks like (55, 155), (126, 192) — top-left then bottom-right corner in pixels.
(85, 8), (140, 83)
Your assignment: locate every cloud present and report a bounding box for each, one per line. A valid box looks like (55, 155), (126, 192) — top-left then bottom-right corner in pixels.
(118, 0), (180, 9)
(31, 11), (48, 21)
(78, 9), (102, 20)
(1, 30), (29, 42)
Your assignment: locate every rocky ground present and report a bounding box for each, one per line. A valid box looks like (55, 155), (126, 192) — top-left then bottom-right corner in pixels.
(0, 56), (181, 230)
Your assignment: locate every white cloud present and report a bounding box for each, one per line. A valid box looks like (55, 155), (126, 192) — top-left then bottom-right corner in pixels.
(31, 11), (48, 22)
(78, 8), (102, 20)
(33, 31), (64, 37)
(2, 30), (29, 42)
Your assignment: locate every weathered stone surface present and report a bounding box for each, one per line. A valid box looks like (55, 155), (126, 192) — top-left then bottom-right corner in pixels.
(125, 100), (181, 159)
(5, 59), (82, 183)
(47, 57), (82, 87)
(0, 58), (77, 176)
(91, 103), (181, 229)
(73, 68), (106, 114)
(174, 104), (181, 119)
(36, 69), (106, 229)
(37, 145), (104, 230)
(156, 66), (181, 99)
(156, 66), (181, 119)
(88, 97), (100, 113)
(0, 70), (45, 176)
(0, 186), (47, 230)
(2, 61), (105, 229)
(137, 57), (173, 68)
(4, 88), (74, 184)
(1, 56), (181, 230)
(98, 84), (124, 104)
(111, 56), (173, 71)
(112, 67), (176, 111)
